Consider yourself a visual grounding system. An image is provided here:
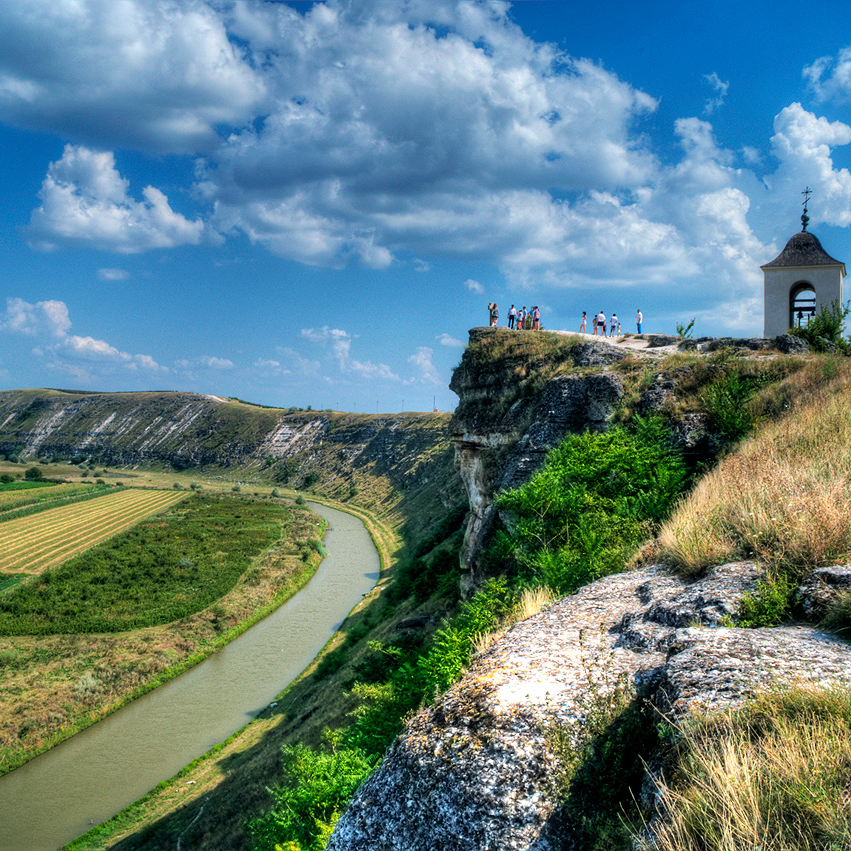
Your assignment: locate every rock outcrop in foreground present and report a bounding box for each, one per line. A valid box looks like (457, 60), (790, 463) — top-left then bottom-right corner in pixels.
(328, 562), (851, 850)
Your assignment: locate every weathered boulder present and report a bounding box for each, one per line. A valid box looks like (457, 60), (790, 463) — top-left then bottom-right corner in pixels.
(569, 342), (627, 368)
(797, 564), (851, 619)
(637, 377), (676, 413)
(646, 334), (679, 348)
(704, 337), (771, 352)
(652, 624), (851, 719)
(773, 333), (810, 354)
(328, 562), (851, 850)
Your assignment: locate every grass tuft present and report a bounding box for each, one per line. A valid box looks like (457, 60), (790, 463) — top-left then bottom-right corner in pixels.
(642, 683), (851, 851)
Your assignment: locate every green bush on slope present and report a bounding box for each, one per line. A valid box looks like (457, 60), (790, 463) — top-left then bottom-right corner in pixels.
(493, 416), (688, 594)
(247, 743), (372, 851)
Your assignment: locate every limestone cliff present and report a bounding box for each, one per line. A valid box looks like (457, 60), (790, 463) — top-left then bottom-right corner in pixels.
(449, 329), (629, 579)
(327, 328), (851, 849)
(0, 388), (462, 519)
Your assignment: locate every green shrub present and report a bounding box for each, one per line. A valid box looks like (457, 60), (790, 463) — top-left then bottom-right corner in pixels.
(24, 467), (43, 481)
(247, 743), (372, 851)
(495, 417), (688, 594)
(702, 370), (758, 441)
(274, 462), (296, 484)
(676, 318), (695, 338)
(820, 590), (851, 636)
(738, 572), (792, 627)
(301, 471), (320, 489)
(790, 299), (851, 354)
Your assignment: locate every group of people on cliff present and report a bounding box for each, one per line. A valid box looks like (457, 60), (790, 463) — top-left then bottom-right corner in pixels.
(579, 309), (643, 336)
(488, 303), (541, 330)
(488, 303), (644, 336)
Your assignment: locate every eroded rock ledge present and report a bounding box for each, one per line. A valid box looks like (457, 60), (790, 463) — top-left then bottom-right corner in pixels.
(328, 562), (851, 851)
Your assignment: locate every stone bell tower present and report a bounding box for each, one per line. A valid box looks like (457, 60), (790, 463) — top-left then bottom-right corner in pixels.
(761, 188), (846, 338)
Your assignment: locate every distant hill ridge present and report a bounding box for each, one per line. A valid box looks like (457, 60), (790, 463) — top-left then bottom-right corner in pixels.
(0, 389), (459, 516)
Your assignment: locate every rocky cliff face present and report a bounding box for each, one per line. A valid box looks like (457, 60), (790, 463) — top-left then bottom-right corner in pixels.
(327, 328), (849, 849)
(0, 389), (462, 513)
(449, 330), (629, 579)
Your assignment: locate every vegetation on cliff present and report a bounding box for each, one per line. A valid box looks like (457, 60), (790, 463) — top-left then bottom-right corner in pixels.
(238, 340), (849, 851)
(646, 683), (851, 851)
(243, 416), (698, 850)
(493, 416), (688, 594)
(660, 357), (851, 596)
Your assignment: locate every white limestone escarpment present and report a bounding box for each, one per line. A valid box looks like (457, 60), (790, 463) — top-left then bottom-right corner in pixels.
(0, 390), (458, 504)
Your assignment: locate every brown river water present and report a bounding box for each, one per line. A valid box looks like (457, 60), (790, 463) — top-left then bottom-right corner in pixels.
(0, 503), (380, 851)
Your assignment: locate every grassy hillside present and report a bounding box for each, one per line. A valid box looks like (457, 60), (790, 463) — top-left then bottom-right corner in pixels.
(2, 344), (840, 851)
(0, 389), (462, 545)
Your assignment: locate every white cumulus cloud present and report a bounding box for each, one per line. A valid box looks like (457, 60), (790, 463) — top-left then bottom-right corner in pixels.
(407, 347), (440, 384)
(0, 0), (265, 153)
(436, 332), (464, 347)
(804, 46), (851, 103)
(175, 355), (234, 370)
(98, 268), (129, 281)
(768, 103), (851, 227)
(26, 145), (207, 253)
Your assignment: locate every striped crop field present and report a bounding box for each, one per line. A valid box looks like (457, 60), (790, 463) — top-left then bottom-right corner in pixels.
(0, 488), (188, 574)
(0, 482), (98, 515)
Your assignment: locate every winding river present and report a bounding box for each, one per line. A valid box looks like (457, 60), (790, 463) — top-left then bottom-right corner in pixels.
(0, 503), (380, 851)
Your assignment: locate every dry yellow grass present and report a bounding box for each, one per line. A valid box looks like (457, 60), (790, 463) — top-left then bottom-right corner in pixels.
(0, 488), (187, 573)
(642, 683), (851, 851)
(659, 367), (851, 575)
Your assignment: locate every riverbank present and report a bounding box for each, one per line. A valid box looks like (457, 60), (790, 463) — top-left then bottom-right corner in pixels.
(0, 495), (326, 778)
(60, 499), (394, 851)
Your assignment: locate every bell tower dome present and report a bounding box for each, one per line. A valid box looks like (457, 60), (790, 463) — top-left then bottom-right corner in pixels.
(761, 189), (845, 337)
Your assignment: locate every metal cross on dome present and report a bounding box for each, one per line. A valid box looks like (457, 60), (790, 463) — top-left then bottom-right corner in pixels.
(801, 186), (812, 231)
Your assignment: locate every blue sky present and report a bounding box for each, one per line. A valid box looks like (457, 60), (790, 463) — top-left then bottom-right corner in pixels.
(2, 1), (851, 413)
